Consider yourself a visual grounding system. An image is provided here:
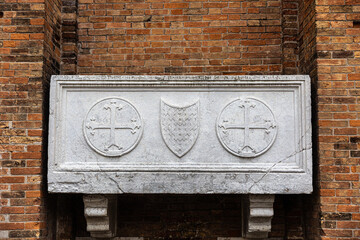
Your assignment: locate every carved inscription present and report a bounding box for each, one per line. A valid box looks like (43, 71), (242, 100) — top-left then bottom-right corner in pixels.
(84, 98), (142, 157)
(217, 98), (277, 157)
(161, 99), (199, 157)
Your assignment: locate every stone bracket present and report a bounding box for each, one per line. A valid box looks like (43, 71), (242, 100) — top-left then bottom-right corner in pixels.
(242, 194), (275, 239)
(83, 195), (117, 239)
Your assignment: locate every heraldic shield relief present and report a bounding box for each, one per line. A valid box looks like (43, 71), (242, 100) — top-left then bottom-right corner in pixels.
(160, 99), (200, 157)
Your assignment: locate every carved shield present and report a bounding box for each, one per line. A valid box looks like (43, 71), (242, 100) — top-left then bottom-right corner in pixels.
(161, 100), (199, 157)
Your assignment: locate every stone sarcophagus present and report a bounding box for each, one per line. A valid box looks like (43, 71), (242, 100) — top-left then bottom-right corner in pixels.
(48, 75), (312, 238)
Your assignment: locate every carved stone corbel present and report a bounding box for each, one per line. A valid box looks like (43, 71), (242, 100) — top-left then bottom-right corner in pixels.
(83, 195), (117, 239)
(242, 194), (275, 239)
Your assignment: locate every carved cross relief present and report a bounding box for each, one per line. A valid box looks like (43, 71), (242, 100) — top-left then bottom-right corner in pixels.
(217, 98), (277, 157)
(84, 98), (142, 157)
(83, 97), (277, 158)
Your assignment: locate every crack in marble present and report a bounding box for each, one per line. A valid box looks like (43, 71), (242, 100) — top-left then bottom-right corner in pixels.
(248, 127), (312, 191)
(248, 145), (312, 192)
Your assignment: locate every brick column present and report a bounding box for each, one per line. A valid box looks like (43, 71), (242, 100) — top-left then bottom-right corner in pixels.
(316, 0), (360, 238)
(0, 1), (46, 238)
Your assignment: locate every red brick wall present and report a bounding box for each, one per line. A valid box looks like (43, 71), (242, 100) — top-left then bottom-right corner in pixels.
(282, 0), (299, 75)
(43, 0), (62, 238)
(60, 0), (78, 75)
(316, 0), (360, 239)
(1, 0), (360, 239)
(77, 0), (285, 75)
(44, 0), (61, 80)
(299, 0), (317, 79)
(0, 0), (46, 238)
(298, 0), (320, 239)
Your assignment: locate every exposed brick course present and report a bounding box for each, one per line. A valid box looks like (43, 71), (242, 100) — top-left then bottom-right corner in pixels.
(1, 0), (360, 239)
(315, 0), (360, 238)
(77, 0), (285, 75)
(0, 0), (46, 239)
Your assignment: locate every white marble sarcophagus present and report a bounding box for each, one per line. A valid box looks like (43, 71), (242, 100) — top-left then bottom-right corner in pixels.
(48, 75), (312, 239)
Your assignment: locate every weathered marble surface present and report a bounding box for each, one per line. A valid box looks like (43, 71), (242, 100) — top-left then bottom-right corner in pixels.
(48, 75), (312, 194)
(83, 195), (117, 238)
(242, 195), (274, 238)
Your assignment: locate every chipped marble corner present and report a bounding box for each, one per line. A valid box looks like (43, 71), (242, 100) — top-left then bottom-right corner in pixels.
(242, 194), (275, 239)
(83, 195), (117, 239)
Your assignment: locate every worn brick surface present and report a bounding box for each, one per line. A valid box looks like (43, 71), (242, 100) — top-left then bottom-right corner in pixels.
(0, 0), (46, 238)
(77, 0), (285, 75)
(315, 0), (360, 239)
(1, 0), (360, 239)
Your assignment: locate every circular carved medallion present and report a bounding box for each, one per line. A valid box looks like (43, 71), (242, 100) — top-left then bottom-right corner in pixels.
(83, 98), (142, 157)
(216, 98), (277, 158)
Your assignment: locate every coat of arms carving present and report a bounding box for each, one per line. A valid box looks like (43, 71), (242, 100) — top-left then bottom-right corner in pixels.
(160, 99), (199, 157)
